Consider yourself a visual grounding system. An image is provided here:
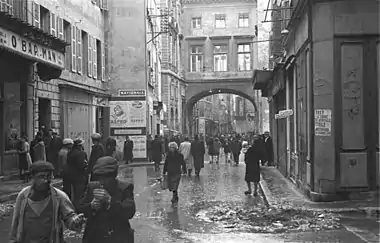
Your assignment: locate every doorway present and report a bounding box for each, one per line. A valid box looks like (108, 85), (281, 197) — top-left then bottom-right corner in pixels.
(38, 98), (51, 131)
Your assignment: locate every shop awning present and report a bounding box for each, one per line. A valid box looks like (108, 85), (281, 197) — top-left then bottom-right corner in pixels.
(252, 69), (273, 97)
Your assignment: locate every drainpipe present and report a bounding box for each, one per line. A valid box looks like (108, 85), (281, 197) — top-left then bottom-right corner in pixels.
(286, 71), (290, 178)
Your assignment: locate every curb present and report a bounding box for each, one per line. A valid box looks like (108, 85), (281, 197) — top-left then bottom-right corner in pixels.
(0, 181), (63, 203)
(259, 171), (380, 217)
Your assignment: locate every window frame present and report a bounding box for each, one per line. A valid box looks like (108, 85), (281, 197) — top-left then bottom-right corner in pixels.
(0, 0), (13, 15)
(237, 43), (252, 71)
(238, 13), (249, 28)
(191, 17), (201, 29)
(32, 2), (40, 28)
(49, 12), (56, 36)
(213, 44), (228, 72)
(189, 45), (203, 73)
(215, 14), (226, 29)
(71, 25), (77, 72)
(93, 37), (98, 79)
(88, 35), (93, 78)
(76, 28), (82, 74)
(101, 42), (106, 81)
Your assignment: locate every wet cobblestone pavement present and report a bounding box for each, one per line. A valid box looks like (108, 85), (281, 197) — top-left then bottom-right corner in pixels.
(0, 159), (379, 242)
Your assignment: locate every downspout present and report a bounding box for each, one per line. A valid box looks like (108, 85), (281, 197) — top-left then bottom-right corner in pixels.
(307, 0), (315, 191)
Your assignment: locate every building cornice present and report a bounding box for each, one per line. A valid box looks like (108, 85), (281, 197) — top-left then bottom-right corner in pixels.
(181, 0), (256, 5)
(233, 35), (255, 39)
(184, 36), (207, 41)
(209, 35), (232, 40)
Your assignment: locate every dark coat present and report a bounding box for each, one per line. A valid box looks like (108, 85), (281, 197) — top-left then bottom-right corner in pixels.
(78, 180), (135, 243)
(264, 137), (274, 162)
(123, 140), (134, 161)
(66, 148), (87, 183)
(163, 151), (186, 176)
(244, 143), (263, 183)
(206, 138), (214, 156)
(151, 138), (163, 162)
(48, 136), (63, 174)
(88, 144), (105, 175)
(191, 140), (205, 170)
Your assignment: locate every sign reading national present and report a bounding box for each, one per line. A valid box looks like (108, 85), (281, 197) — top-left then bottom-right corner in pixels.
(0, 27), (64, 69)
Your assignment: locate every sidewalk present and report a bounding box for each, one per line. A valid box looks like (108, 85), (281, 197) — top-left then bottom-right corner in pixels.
(259, 166), (379, 216)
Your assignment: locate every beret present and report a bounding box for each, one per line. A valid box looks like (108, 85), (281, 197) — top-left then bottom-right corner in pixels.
(92, 156), (118, 177)
(30, 161), (54, 173)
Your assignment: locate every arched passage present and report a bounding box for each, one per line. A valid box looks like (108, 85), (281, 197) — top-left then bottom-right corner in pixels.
(185, 88), (259, 136)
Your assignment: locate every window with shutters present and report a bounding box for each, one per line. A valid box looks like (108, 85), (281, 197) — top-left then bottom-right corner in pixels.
(88, 36), (93, 77)
(32, 2), (40, 28)
(50, 12), (56, 36)
(64, 20), (71, 70)
(101, 43), (106, 81)
(93, 37), (98, 79)
(71, 25), (77, 72)
(57, 17), (64, 40)
(0, 0), (13, 15)
(77, 28), (82, 74)
(96, 40), (101, 79)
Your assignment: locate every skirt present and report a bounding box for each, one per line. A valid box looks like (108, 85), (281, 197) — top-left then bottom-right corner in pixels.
(167, 173), (181, 191)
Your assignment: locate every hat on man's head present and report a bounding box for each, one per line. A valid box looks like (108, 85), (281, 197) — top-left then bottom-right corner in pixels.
(92, 156), (119, 177)
(62, 138), (74, 145)
(30, 161), (54, 174)
(74, 138), (84, 146)
(91, 133), (101, 140)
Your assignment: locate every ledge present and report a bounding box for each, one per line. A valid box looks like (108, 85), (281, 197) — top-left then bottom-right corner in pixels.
(184, 36), (207, 40)
(233, 35), (255, 39)
(209, 35), (232, 40)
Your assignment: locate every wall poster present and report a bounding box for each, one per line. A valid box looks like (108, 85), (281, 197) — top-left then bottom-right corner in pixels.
(315, 109), (332, 136)
(110, 100), (146, 128)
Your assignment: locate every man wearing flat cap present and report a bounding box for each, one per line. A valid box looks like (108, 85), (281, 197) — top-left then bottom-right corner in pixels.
(9, 161), (85, 243)
(78, 154), (136, 243)
(66, 138), (88, 208)
(88, 133), (105, 181)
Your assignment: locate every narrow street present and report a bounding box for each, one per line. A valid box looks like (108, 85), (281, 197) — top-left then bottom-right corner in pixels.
(0, 156), (378, 242)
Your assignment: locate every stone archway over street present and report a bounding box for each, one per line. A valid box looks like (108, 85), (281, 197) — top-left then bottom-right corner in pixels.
(184, 79), (259, 135)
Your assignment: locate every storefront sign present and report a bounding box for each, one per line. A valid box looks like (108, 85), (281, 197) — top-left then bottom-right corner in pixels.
(113, 129), (142, 135)
(110, 100), (146, 128)
(275, 109), (293, 119)
(118, 89), (146, 97)
(0, 26), (64, 69)
(315, 109), (332, 136)
(130, 135), (147, 159)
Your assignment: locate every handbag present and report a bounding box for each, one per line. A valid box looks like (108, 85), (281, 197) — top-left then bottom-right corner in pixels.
(160, 174), (168, 190)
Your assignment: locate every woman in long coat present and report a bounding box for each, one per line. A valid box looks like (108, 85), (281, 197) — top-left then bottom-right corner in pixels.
(179, 137), (193, 176)
(244, 135), (263, 197)
(163, 142), (186, 203)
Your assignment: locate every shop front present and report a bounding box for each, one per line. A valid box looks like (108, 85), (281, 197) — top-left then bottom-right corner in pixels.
(0, 13), (66, 175)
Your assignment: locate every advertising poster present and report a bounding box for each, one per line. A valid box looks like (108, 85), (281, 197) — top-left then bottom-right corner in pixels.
(113, 135), (147, 159)
(110, 100), (146, 128)
(315, 109), (332, 136)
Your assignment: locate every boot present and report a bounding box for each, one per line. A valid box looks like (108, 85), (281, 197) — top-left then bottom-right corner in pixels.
(187, 169), (192, 176)
(171, 192), (179, 203)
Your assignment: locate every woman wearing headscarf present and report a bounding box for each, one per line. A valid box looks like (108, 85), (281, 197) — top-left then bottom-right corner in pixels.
(239, 141), (249, 164)
(179, 137), (193, 176)
(163, 142), (186, 203)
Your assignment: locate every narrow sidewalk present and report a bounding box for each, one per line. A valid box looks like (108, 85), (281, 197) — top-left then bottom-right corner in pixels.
(259, 166), (379, 215)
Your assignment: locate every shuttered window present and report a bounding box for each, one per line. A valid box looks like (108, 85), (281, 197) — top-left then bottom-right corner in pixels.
(101, 43), (106, 81)
(32, 2), (40, 28)
(57, 17), (64, 40)
(93, 37), (98, 79)
(71, 25), (77, 72)
(50, 12), (56, 36)
(77, 28), (82, 74)
(88, 36), (93, 77)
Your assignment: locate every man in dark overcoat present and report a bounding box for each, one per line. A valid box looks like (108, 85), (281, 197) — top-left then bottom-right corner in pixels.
(263, 131), (274, 166)
(191, 134), (205, 176)
(47, 131), (63, 176)
(88, 133), (105, 181)
(123, 135), (134, 164)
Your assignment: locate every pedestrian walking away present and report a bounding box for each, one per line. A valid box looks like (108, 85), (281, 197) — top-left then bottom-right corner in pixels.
(9, 161), (85, 243)
(123, 135), (134, 164)
(151, 135), (163, 172)
(179, 137), (194, 176)
(191, 134), (205, 176)
(78, 156), (136, 243)
(244, 135), (263, 196)
(88, 133), (105, 181)
(59, 138), (74, 197)
(163, 142), (187, 203)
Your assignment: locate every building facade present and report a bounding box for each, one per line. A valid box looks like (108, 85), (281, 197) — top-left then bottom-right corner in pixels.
(181, 0), (260, 136)
(160, 0), (185, 136)
(257, 0), (379, 201)
(0, 0), (110, 174)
